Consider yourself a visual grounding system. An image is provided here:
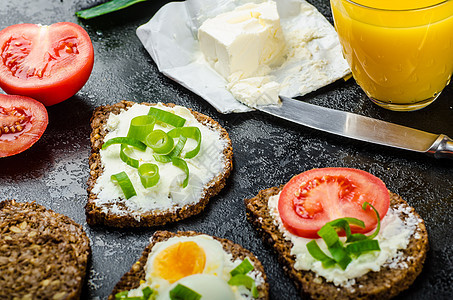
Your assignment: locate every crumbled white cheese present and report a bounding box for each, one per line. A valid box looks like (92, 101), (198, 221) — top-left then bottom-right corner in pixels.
(268, 192), (421, 286)
(92, 103), (227, 219)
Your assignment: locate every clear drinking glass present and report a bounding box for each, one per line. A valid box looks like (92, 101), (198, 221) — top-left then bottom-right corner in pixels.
(330, 0), (453, 111)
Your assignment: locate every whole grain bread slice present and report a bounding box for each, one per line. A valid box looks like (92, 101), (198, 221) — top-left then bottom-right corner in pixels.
(108, 230), (269, 299)
(0, 200), (91, 300)
(86, 101), (233, 228)
(245, 186), (429, 300)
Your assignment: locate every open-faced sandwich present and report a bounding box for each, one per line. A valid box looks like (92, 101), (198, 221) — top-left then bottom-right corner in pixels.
(86, 101), (233, 227)
(245, 167), (428, 299)
(0, 200), (91, 300)
(109, 230), (269, 300)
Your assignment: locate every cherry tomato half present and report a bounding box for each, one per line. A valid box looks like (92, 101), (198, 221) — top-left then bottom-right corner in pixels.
(0, 94), (48, 157)
(0, 22), (94, 106)
(278, 168), (390, 238)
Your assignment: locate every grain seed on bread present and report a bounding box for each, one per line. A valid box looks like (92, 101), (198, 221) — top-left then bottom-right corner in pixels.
(245, 185), (428, 299)
(0, 200), (91, 300)
(86, 101), (233, 228)
(109, 230), (269, 300)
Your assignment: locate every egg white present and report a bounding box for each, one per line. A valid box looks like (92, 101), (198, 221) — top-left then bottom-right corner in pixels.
(127, 235), (261, 299)
(159, 274), (236, 300)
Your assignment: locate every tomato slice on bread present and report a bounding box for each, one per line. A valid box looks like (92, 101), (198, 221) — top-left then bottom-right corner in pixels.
(278, 168), (390, 238)
(0, 22), (94, 106)
(0, 94), (48, 157)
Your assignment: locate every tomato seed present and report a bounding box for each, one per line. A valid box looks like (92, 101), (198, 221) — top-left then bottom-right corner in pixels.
(0, 108), (29, 136)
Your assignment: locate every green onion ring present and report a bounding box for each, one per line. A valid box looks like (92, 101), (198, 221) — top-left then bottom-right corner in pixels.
(111, 171), (136, 199)
(327, 218), (367, 243)
(228, 274), (259, 298)
(306, 240), (336, 268)
(170, 135), (187, 158)
(346, 239), (380, 256)
(145, 130), (174, 154)
(169, 284), (201, 300)
(153, 154), (172, 163)
(120, 145), (140, 168)
(102, 137), (146, 151)
(148, 107), (186, 127)
(168, 127), (202, 159)
(142, 286), (154, 299)
(138, 163), (160, 188)
(230, 258), (254, 277)
(306, 202), (382, 270)
(127, 115), (156, 142)
(362, 202), (381, 240)
(171, 157), (189, 188)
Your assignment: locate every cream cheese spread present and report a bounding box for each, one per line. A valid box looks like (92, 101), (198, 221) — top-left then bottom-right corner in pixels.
(91, 103), (227, 219)
(198, 1), (286, 107)
(268, 192), (423, 287)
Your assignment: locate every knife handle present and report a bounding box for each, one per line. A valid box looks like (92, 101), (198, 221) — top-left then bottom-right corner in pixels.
(427, 134), (453, 159)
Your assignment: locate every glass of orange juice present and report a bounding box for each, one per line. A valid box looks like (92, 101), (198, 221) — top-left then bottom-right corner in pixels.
(330, 0), (453, 111)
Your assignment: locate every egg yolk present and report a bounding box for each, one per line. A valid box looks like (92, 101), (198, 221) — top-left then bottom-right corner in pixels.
(154, 241), (206, 283)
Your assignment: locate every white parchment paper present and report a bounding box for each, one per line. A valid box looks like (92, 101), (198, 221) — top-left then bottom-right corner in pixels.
(136, 0), (350, 113)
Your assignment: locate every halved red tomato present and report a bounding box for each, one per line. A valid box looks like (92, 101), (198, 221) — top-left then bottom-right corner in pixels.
(278, 168), (390, 238)
(0, 22), (94, 106)
(0, 94), (48, 157)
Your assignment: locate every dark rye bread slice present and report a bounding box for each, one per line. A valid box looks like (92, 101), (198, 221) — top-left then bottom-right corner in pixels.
(86, 101), (233, 228)
(108, 230), (269, 299)
(245, 186), (429, 300)
(0, 200), (91, 300)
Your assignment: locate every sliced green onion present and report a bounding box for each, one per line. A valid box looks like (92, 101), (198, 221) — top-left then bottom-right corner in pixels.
(168, 127), (202, 159)
(142, 287), (154, 300)
(169, 284), (201, 300)
(127, 115), (156, 142)
(228, 274), (259, 298)
(111, 171), (136, 199)
(76, 0), (148, 19)
(153, 154), (172, 163)
(230, 258), (254, 277)
(306, 240), (336, 268)
(138, 163), (160, 188)
(306, 202), (382, 270)
(115, 291), (129, 300)
(317, 224), (351, 270)
(171, 157), (189, 188)
(326, 240), (351, 270)
(327, 218), (367, 243)
(346, 239), (380, 256)
(148, 107), (186, 127)
(120, 145), (140, 168)
(102, 137), (146, 151)
(145, 130), (174, 154)
(362, 202), (381, 239)
(153, 134), (188, 162)
(170, 135), (187, 158)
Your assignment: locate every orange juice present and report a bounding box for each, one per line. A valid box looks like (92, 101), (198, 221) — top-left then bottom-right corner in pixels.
(330, 0), (453, 111)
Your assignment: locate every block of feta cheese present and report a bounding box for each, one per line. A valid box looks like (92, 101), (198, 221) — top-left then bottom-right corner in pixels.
(198, 1), (286, 82)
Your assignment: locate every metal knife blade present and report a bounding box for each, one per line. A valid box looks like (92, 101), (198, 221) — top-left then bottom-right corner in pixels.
(257, 95), (453, 159)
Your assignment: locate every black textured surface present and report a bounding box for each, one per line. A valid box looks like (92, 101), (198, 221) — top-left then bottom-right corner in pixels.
(0, 1), (452, 299)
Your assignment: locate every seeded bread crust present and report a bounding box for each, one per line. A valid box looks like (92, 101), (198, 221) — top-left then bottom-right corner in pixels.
(108, 230), (269, 300)
(245, 187), (429, 300)
(86, 101), (233, 228)
(0, 200), (91, 300)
